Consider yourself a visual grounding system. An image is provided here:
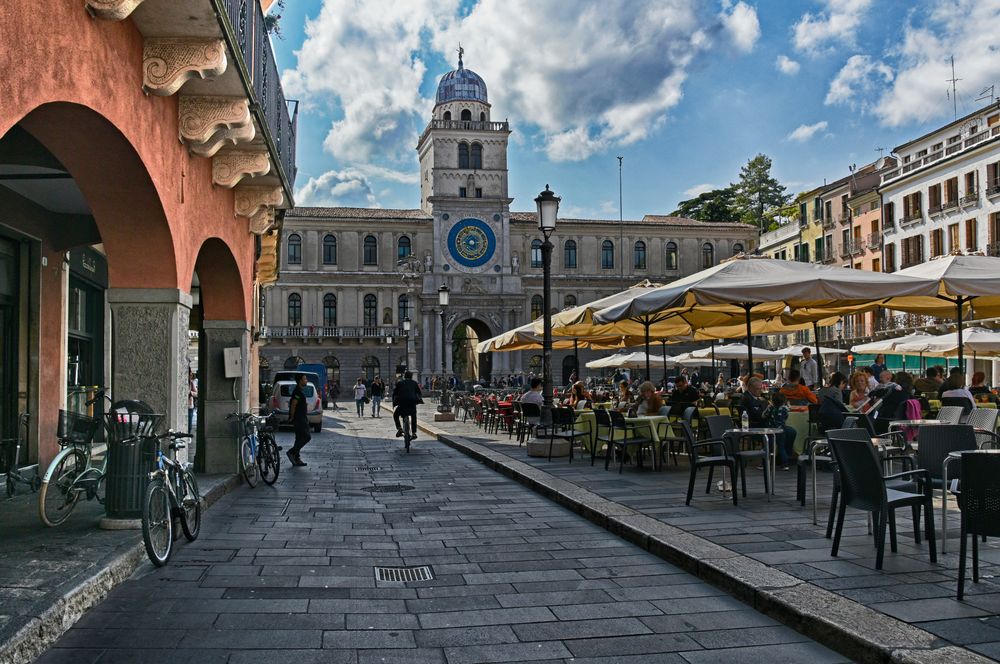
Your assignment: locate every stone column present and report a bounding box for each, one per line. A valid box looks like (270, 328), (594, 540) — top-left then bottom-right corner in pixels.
(108, 288), (191, 436)
(197, 320), (249, 473)
(421, 310), (433, 377)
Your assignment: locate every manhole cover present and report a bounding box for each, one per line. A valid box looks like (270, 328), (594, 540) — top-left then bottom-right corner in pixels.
(355, 466), (382, 471)
(374, 565), (433, 583)
(363, 485), (414, 493)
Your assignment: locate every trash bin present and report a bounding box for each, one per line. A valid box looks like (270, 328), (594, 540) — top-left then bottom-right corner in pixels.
(104, 402), (164, 520)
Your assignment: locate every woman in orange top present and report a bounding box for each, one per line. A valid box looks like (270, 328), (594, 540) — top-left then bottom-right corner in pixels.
(779, 369), (818, 405)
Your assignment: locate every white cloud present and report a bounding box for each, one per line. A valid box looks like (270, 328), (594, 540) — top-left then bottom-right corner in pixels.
(792, 0), (873, 54)
(775, 55), (800, 75)
(684, 183), (717, 197)
(786, 121), (829, 142)
(824, 54), (893, 108)
(721, 1), (761, 53)
(294, 168), (382, 207)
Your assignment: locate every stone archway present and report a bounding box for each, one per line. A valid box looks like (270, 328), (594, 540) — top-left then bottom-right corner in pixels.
(452, 318), (492, 383)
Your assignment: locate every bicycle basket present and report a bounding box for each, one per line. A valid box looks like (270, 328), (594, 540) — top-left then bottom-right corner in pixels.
(57, 410), (101, 444)
(104, 411), (165, 443)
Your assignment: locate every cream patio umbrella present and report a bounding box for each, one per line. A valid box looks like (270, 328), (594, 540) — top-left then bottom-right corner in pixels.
(592, 255), (937, 369)
(689, 343), (784, 362)
(894, 327), (1000, 358)
(772, 344), (847, 357)
(851, 331), (934, 354)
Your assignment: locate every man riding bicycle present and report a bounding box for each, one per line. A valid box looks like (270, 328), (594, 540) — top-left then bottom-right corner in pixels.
(392, 371), (422, 440)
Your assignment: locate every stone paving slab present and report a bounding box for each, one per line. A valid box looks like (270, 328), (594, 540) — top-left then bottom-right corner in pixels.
(33, 411), (849, 664)
(421, 406), (1000, 663)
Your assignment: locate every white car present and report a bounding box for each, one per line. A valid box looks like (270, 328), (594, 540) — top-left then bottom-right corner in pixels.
(269, 380), (323, 432)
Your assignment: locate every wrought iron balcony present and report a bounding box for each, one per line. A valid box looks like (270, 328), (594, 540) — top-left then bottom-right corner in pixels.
(815, 246), (835, 264)
(962, 190), (979, 205)
(264, 326), (409, 340)
(418, 119), (510, 145)
(821, 217), (836, 230)
(988, 241), (1000, 257)
(866, 231), (882, 250)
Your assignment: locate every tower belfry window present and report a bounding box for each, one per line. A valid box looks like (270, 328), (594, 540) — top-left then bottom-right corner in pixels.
(461, 109), (472, 121)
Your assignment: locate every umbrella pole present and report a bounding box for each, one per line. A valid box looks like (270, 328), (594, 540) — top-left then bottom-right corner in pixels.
(743, 304), (754, 378)
(661, 339), (668, 388)
(957, 299), (965, 375)
(573, 339), (579, 382)
(644, 320), (651, 382)
(711, 340), (716, 385)
(812, 321), (824, 386)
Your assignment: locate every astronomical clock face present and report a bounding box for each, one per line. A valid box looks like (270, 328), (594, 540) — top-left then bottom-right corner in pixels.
(447, 218), (496, 269)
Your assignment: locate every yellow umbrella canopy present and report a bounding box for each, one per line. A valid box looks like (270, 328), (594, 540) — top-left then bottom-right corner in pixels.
(475, 319), (643, 353)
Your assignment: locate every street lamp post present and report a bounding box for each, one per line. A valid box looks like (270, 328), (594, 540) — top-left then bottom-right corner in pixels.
(385, 334), (393, 382)
(835, 320), (844, 374)
(402, 317), (411, 375)
(435, 285), (454, 421)
(535, 184), (560, 409)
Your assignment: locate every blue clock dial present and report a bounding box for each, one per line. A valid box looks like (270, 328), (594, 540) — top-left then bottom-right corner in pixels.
(447, 218), (496, 268)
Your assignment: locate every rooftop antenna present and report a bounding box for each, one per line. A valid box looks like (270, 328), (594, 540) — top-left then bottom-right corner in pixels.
(976, 84), (997, 105)
(947, 55), (961, 118)
(875, 146), (886, 158)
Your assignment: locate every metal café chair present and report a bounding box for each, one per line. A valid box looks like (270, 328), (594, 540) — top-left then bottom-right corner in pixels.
(955, 451), (1000, 599)
(707, 414), (768, 498)
(602, 410), (656, 473)
(544, 407), (592, 463)
(674, 420), (737, 506)
(917, 424), (978, 553)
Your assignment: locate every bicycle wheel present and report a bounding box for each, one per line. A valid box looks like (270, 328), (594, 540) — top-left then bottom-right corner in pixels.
(239, 437), (258, 488)
(142, 476), (173, 566)
(404, 418), (412, 453)
(38, 448), (87, 527)
(259, 434), (280, 486)
(179, 469), (201, 541)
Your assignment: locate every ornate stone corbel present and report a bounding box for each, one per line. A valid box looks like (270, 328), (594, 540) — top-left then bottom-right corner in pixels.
(178, 96), (254, 158)
(212, 151), (271, 188)
(235, 185), (284, 234)
(85, 0), (144, 20)
(143, 39), (227, 97)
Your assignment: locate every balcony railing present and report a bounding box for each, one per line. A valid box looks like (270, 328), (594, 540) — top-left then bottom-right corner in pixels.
(962, 190), (979, 204)
(216, 0), (298, 191)
(821, 217), (836, 230)
(838, 212), (852, 225)
(901, 212), (923, 224)
(942, 198), (959, 211)
(815, 246), (835, 264)
(418, 119), (510, 145)
(928, 203), (943, 215)
(840, 240), (864, 258)
(264, 326), (408, 340)
(988, 241), (1000, 257)
(987, 178), (1000, 197)
(867, 231), (882, 250)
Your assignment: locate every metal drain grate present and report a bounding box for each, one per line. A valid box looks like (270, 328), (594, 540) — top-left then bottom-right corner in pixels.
(354, 466), (382, 471)
(363, 484), (414, 493)
(374, 565), (433, 583)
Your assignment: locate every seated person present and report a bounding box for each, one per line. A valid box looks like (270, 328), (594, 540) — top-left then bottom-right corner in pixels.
(779, 369), (817, 405)
(633, 381), (664, 415)
(817, 372), (848, 430)
(941, 372), (977, 409)
(848, 371), (870, 410)
(874, 371), (916, 433)
(766, 392), (797, 469)
(862, 366), (879, 391)
(914, 367), (942, 395)
(738, 377), (769, 427)
(968, 371), (992, 401)
(519, 377), (544, 406)
(568, 380), (592, 408)
(666, 375), (700, 415)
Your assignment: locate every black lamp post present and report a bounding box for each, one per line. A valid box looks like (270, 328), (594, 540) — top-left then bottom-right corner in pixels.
(535, 184), (560, 409)
(385, 334), (393, 381)
(402, 317), (411, 374)
(437, 285), (452, 417)
(835, 320), (844, 374)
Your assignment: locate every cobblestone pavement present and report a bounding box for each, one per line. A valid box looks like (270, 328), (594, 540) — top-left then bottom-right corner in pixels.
(430, 406), (1000, 660)
(35, 411), (848, 664)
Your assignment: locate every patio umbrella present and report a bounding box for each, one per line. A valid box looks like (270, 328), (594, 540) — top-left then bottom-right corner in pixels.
(772, 344), (847, 357)
(894, 327), (1000, 358)
(593, 256), (936, 369)
(851, 331), (934, 354)
(585, 351), (675, 372)
(689, 343), (784, 362)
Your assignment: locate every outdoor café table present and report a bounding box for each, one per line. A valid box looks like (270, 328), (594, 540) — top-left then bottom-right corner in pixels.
(787, 408), (809, 455)
(625, 415), (670, 469)
(723, 427), (783, 501)
(944, 448), (1000, 554)
(888, 419), (943, 451)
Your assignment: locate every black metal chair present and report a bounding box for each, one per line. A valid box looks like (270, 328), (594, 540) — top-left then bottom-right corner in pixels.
(965, 408), (999, 448)
(916, 424), (978, 553)
(827, 433), (936, 570)
(941, 396), (975, 419)
(544, 407), (592, 462)
(603, 410), (655, 473)
(675, 421), (737, 506)
(955, 451), (1000, 599)
(707, 415), (766, 498)
(935, 405), (965, 425)
(517, 402), (541, 445)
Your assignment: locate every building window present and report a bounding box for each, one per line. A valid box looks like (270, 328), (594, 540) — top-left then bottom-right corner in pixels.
(361, 355), (380, 382)
(966, 218), (978, 251)
(323, 293), (337, 328)
(443, 111), (451, 121)
(930, 228), (945, 257)
(701, 242), (715, 269)
(397, 235), (411, 260)
(530, 239), (543, 268)
(733, 243), (744, 256)
(883, 201), (895, 228)
(475, 188), (483, 198)
(633, 241), (646, 269)
(287, 293), (301, 326)
(601, 240), (615, 269)
(563, 294), (577, 309)
(665, 241), (678, 270)
(363, 235), (378, 265)
(363, 294), (378, 327)
(460, 109), (472, 122)
(459, 187), (467, 198)
(948, 223), (960, 253)
(480, 111), (486, 121)
(471, 143), (483, 169)
(287, 233), (301, 265)
(901, 235), (924, 268)
(458, 142), (469, 168)
(398, 294), (410, 323)
(530, 294), (543, 320)
(563, 240), (577, 268)
(884, 243), (896, 272)
(323, 234), (337, 265)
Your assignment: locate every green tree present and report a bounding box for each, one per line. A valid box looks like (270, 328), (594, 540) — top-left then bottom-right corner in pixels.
(671, 186), (740, 222)
(263, 0), (286, 38)
(734, 154), (790, 234)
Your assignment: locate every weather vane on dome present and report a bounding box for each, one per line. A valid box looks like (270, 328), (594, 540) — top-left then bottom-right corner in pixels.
(457, 43), (464, 69)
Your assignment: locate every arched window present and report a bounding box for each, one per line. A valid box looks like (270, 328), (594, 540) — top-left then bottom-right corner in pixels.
(458, 142), (469, 169)
(563, 294), (577, 309)
(323, 355), (340, 388)
(733, 242), (744, 256)
(361, 355), (380, 382)
(363, 294), (378, 327)
(287, 293), (301, 326)
(460, 109), (472, 121)
(287, 233), (301, 265)
(397, 235), (411, 260)
(323, 293), (337, 328)
(530, 239), (543, 268)
(530, 295), (543, 319)
(479, 111), (486, 121)
(563, 239), (577, 268)
(470, 143), (483, 169)
(665, 241), (678, 270)
(397, 294), (410, 323)
(323, 234), (337, 265)
(702, 242), (715, 269)
(363, 235), (378, 265)
(601, 240), (615, 269)
(283, 355), (304, 369)
(633, 241), (647, 269)
(443, 110), (451, 121)
(562, 355), (578, 385)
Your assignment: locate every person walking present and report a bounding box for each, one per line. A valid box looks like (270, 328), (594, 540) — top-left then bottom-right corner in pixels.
(286, 373), (310, 467)
(187, 371), (198, 433)
(353, 377), (367, 417)
(799, 347), (819, 389)
(370, 376), (385, 417)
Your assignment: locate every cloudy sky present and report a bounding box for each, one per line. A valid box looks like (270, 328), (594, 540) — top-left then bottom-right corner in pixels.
(274, 0), (1000, 218)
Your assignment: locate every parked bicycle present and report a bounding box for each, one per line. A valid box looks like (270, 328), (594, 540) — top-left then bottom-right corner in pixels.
(3, 412), (38, 498)
(38, 390), (113, 526)
(133, 429), (201, 566)
(227, 412), (280, 488)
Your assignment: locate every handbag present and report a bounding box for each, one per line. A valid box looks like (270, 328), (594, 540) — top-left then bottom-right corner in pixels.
(363, 396), (371, 404)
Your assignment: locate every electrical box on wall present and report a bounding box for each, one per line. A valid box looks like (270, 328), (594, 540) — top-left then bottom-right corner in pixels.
(223, 347), (243, 379)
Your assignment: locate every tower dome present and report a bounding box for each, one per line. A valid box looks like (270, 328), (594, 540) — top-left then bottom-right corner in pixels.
(435, 47), (488, 105)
